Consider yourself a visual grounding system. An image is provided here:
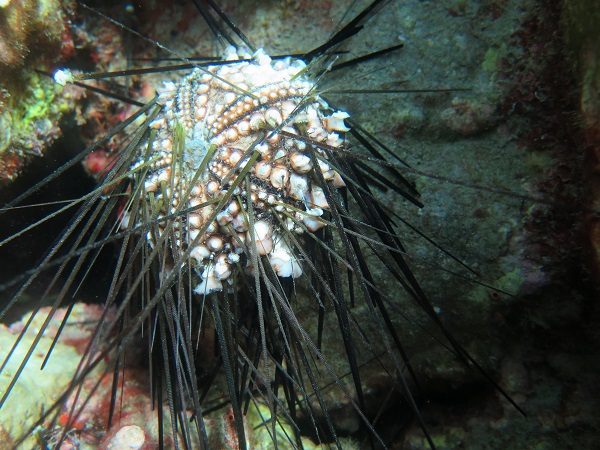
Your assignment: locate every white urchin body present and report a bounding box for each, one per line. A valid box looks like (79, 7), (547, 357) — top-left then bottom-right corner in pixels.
(130, 48), (349, 294)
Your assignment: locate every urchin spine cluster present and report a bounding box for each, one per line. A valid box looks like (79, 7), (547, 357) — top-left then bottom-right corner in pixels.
(131, 48), (349, 294)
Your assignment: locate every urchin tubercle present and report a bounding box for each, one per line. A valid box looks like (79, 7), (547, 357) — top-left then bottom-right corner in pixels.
(127, 47), (349, 294)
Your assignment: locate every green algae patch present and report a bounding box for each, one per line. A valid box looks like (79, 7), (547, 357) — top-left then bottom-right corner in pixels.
(5, 71), (68, 151)
(482, 45), (506, 74)
(0, 71), (72, 182)
(22, 76), (65, 127)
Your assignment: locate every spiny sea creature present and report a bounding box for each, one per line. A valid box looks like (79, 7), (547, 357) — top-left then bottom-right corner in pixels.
(134, 48), (348, 294)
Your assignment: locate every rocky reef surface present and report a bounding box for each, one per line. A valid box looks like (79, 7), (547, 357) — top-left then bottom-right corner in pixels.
(0, 305), (339, 449)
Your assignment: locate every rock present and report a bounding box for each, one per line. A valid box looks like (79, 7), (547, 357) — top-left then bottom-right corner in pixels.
(440, 97), (498, 137)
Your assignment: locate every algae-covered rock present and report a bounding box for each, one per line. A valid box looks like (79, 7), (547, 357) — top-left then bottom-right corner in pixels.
(0, 0), (75, 183)
(0, 71), (78, 183)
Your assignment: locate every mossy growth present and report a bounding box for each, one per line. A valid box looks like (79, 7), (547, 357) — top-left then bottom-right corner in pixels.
(482, 44), (508, 75)
(24, 74), (67, 128)
(0, 70), (71, 180)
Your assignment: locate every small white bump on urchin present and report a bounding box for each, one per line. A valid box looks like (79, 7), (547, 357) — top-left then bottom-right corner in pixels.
(323, 111), (351, 132)
(194, 266), (223, 294)
(268, 237), (302, 278)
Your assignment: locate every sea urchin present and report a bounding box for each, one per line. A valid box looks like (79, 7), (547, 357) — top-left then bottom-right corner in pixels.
(134, 46), (348, 295)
